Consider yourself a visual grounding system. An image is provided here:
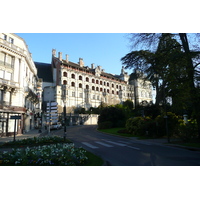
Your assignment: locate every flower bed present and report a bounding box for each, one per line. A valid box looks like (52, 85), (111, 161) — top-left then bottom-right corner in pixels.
(0, 143), (88, 166)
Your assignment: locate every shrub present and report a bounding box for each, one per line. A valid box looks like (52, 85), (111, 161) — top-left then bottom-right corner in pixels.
(155, 112), (180, 137)
(175, 119), (198, 142)
(98, 106), (126, 128)
(125, 117), (144, 135)
(98, 121), (113, 129)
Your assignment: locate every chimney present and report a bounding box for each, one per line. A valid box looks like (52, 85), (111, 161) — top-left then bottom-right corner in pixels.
(52, 49), (56, 57)
(91, 63), (95, 69)
(66, 54), (69, 63)
(58, 52), (62, 61)
(79, 58), (84, 67)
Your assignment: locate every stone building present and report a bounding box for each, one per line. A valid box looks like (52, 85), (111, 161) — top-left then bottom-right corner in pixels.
(35, 49), (152, 114)
(0, 33), (42, 136)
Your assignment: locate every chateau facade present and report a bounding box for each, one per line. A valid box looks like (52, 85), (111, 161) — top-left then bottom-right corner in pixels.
(36, 49), (153, 113)
(0, 33), (42, 136)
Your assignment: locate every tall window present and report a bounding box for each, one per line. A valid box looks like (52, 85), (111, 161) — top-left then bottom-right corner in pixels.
(71, 82), (75, 87)
(71, 74), (75, 79)
(86, 85), (89, 89)
(86, 77), (89, 82)
(63, 72), (67, 77)
(79, 76), (82, 80)
(63, 80), (67, 85)
(79, 83), (82, 88)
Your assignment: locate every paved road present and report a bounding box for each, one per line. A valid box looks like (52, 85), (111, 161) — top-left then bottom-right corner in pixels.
(52, 125), (200, 166)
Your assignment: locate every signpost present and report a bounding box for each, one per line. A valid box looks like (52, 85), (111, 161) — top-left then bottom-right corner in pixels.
(10, 115), (21, 142)
(46, 101), (58, 134)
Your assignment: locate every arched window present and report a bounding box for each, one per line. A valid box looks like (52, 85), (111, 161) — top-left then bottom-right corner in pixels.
(63, 72), (67, 77)
(96, 80), (99, 84)
(96, 87), (99, 91)
(92, 86), (95, 90)
(79, 83), (82, 88)
(79, 76), (82, 80)
(112, 90), (114, 94)
(63, 80), (67, 85)
(86, 85), (89, 89)
(107, 89), (109, 93)
(107, 82), (109, 87)
(112, 84), (114, 88)
(100, 81), (102, 85)
(100, 88), (103, 92)
(92, 79), (95, 83)
(86, 77), (89, 82)
(71, 82), (75, 87)
(71, 74), (75, 79)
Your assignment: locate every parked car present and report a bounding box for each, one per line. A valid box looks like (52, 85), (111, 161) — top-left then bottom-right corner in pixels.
(51, 122), (62, 130)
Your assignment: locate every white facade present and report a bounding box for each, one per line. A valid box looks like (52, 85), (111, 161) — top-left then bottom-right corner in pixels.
(44, 49), (153, 113)
(0, 33), (42, 136)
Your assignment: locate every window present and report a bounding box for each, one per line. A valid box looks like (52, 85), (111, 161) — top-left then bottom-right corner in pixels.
(71, 82), (75, 87)
(2, 34), (7, 40)
(86, 77), (89, 82)
(116, 85), (118, 89)
(100, 88), (103, 92)
(112, 84), (114, 88)
(63, 72), (67, 77)
(72, 92), (75, 97)
(96, 87), (99, 91)
(79, 76), (82, 80)
(79, 93), (83, 98)
(97, 96), (99, 100)
(107, 89), (109, 93)
(100, 81), (102, 85)
(92, 86), (95, 90)
(71, 74), (75, 79)
(9, 37), (14, 44)
(93, 95), (95, 99)
(79, 83), (82, 88)
(107, 82), (109, 87)
(96, 80), (99, 84)
(92, 79), (95, 83)
(63, 80), (67, 85)
(86, 85), (89, 89)
(112, 90), (114, 94)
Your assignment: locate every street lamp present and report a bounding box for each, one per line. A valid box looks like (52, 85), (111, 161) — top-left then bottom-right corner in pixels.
(62, 85), (67, 141)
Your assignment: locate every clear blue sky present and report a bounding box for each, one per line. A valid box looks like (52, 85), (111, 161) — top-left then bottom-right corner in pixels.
(16, 33), (133, 75)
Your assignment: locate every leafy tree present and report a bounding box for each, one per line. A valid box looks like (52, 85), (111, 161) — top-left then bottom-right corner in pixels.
(121, 33), (200, 139)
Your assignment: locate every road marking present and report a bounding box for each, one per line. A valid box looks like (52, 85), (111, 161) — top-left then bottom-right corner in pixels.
(105, 140), (127, 146)
(81, 142), (99, 149)
(95, 141), (113, 147)
(126, 145), (140, 150)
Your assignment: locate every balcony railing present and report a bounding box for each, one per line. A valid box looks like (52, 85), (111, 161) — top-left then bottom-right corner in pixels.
(0, 78), (19, 88)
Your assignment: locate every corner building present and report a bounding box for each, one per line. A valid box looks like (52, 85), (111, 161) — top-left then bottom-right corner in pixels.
(0, 33), (42, 136)
(49, 49), (152, 112)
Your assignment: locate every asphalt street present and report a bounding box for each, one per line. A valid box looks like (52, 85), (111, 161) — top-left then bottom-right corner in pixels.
(51, 125), (200, 166)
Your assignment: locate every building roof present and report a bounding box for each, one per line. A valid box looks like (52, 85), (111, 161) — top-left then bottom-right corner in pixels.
(34, 62), (53, 82)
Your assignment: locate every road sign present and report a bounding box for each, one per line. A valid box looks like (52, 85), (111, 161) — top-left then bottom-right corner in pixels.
(10, 116), (21, 120)
(47, 102), (58, 106)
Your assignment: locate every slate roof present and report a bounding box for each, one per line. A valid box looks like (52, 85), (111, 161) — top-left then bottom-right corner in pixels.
(34, 62), (53, 83)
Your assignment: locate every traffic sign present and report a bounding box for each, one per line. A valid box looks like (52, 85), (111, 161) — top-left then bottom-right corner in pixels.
(10, 116), (21, 120)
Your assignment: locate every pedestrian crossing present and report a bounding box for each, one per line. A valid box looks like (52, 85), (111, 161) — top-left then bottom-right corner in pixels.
(81, 140), (141, 150)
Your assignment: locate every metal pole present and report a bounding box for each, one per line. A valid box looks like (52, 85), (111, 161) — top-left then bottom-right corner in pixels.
(13, 118), (16, 142)
(63, 103), (67, 141)
(48, 101), (51, 135)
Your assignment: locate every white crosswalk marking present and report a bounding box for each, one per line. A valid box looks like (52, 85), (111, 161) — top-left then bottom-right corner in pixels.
(95, 141), (113, 147)
(126, 145), (140, 150)
(105, 140), (127, 146)
(81, 142), (99, 149)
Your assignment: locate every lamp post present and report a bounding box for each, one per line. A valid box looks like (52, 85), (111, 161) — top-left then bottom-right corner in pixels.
(62, 85), (67, 141)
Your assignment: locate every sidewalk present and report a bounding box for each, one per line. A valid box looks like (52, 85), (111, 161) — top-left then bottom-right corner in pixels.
(0, 128), (48, 145)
